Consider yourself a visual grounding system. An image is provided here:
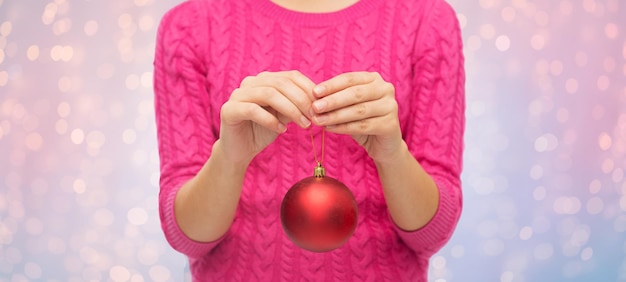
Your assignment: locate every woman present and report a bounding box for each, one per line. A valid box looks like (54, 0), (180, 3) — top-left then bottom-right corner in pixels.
(153, 0), (465, 280)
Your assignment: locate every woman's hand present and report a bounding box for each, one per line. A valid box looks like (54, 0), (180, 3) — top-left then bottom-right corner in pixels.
(310, 72), (404, 164)
(219, 71), (315, 165)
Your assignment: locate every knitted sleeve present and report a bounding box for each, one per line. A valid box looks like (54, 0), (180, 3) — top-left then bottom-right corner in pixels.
(154, 1), (222, 258)
(393, 0), (465, 257)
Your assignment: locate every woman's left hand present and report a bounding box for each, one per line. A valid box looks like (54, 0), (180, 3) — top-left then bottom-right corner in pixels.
(311, 72), (405, 164)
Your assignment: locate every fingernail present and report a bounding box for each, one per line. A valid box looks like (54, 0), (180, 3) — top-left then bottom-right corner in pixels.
(313, 85), (326, 96)
(277, 123), (287, 132)
(314, 115), (327, 124)
(300, 116), (311, 127)
(313, 100), (327, 111)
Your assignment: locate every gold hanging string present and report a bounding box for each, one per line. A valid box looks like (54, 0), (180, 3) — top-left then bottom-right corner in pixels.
(310, 127), (325, 177)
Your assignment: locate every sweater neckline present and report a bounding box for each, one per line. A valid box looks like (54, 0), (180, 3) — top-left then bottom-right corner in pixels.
(255, 0), (382, 27)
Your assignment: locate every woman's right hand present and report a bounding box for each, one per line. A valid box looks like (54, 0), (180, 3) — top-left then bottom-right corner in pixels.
(218, 71), (315, 166)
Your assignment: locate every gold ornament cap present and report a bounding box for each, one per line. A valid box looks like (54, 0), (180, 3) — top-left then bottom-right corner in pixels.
(314, 162), (325, 178)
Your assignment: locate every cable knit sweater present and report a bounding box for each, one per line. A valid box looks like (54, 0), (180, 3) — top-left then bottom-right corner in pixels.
(153, 0), (465, 280)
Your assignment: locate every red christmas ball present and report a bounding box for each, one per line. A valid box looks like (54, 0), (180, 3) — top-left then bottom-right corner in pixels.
(280, 175), (358, 252)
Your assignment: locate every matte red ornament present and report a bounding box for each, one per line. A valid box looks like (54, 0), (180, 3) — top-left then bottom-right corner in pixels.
(281, 163), (358, 252)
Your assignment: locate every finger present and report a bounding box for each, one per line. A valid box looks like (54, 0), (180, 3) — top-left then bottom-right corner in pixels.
(311, 85), (372, 115)
(313, 72), (378, 98)
(266, 71), (316, 120)
(312, 98), (396, 126)
(231, 86), (310, 128)
(282, 70), (317, 101)
(221, 101), (286, 133)
(276, 112), (292, 125)
(313, 78), (395, 115)
(255, 70), (316, 101)
(323, 114), (399, 136)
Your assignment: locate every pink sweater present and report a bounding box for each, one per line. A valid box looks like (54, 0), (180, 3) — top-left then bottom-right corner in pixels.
(154, 0), (465, 280)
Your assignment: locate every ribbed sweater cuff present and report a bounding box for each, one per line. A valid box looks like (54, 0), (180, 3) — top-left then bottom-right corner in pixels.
(392, 176), (460, 253)
(163, 181), (224, 258)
